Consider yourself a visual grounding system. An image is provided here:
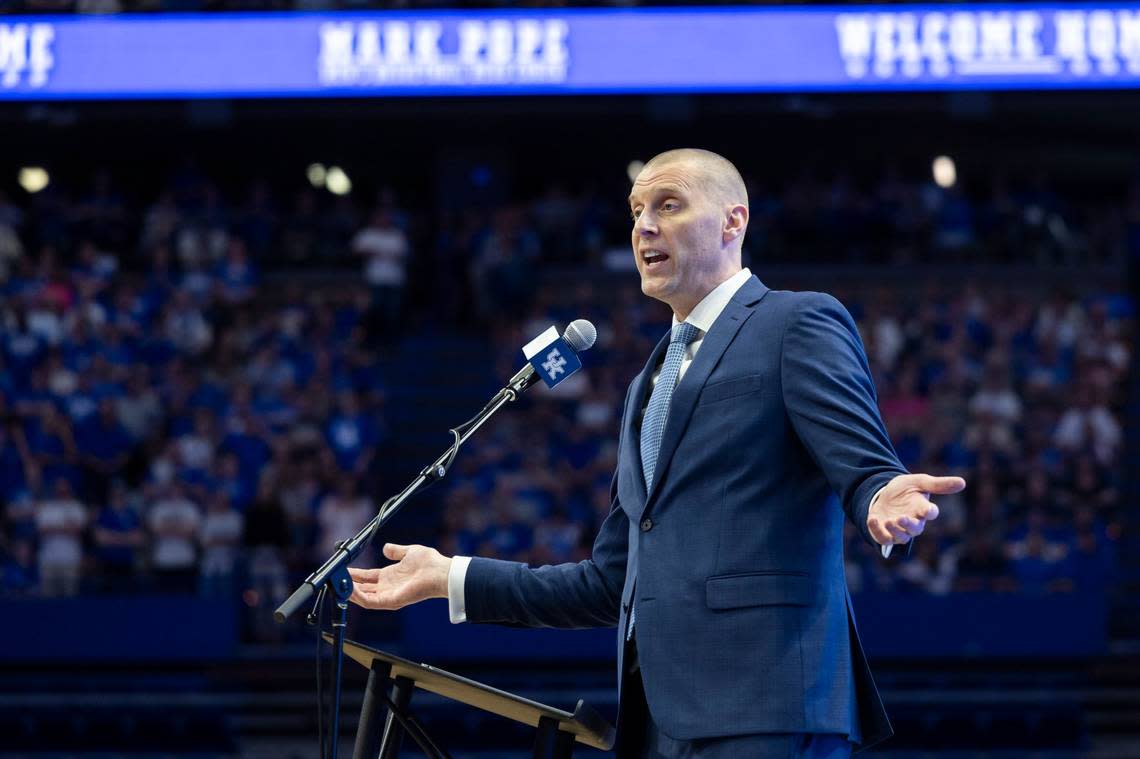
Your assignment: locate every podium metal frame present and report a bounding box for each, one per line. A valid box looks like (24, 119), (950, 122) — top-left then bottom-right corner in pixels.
(326, 635), (616, 758)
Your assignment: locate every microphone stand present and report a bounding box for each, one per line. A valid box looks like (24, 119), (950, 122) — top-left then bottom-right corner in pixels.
(274, 369), (540, 759)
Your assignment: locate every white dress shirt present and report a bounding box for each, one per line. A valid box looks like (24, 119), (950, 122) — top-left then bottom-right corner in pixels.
(446, 268), (886, 622)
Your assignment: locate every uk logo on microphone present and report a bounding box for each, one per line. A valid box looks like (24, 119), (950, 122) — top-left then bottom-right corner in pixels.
(523, 326), (582, 389)
(541, 348), (567, 378)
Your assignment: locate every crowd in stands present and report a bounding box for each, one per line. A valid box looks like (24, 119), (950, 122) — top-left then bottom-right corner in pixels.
(0, 163), (1132, 642)
(0, 169), (402, 618)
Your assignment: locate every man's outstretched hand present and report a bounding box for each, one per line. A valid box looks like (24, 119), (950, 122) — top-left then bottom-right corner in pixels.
(867, 473), (966, 548)
(348, 543), (452, 611)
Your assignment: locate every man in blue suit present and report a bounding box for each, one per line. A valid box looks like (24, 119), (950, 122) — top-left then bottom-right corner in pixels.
(349, 149), (966, 757)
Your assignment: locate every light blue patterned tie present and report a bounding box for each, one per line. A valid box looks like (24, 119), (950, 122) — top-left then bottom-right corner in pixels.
(629, 321), (699, 642)
(640, 321), (700, 491)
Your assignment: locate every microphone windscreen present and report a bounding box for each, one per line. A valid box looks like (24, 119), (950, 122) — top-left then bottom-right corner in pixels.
(563, 319), (597, 353)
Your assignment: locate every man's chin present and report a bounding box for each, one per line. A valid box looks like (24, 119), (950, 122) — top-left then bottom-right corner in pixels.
(640, 280), (674, 305)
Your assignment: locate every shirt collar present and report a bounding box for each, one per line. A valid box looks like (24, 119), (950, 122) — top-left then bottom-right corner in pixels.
(672, 267), (753, 334)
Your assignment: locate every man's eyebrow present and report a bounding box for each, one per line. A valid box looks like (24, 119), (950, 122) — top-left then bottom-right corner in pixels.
(628, 185), (685, 206)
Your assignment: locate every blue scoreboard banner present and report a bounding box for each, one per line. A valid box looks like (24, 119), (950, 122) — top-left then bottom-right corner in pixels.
(2, 5), (1140, 99)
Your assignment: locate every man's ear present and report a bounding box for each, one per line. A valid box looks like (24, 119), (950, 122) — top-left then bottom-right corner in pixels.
(723, 204), (748, 243)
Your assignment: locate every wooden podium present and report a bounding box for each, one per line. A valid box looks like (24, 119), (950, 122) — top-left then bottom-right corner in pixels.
(326, 635), (616, 758)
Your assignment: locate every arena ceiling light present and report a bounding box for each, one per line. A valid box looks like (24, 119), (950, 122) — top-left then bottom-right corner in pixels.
(307, 162), (327, 188)
(18, 166), (49, 194)
(325, 166), (352, 196)
(932, 156), (956, 189)
(626, 160), (644, 184)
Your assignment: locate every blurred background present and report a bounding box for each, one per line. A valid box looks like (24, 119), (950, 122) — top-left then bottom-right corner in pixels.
(0, 2), (1138, 757)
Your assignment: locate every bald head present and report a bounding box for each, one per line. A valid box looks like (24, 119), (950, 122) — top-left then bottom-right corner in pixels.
(642, 148), (749, 211)
(628, 148), (750, 321)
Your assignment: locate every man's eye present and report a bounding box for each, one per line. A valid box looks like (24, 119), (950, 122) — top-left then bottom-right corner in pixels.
(630, 209), (641, 220)
(662, 201), (679, 212)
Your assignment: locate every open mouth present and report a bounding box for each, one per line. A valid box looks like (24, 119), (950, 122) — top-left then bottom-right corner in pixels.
(641, 250), (670, 269)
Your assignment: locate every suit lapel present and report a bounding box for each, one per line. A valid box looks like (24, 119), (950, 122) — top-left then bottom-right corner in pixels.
(643, 276), (770, 514)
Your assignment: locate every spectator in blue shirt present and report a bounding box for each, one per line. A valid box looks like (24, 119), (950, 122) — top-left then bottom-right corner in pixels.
(78, 398), (135, 504)
(220, 407), (272, 483)
(25, 405), (79, 494)
(97, 325), (136, 369)
(93, 481), (144, 593)
(3, 307), (45, 383)
(0, 419), (33, 499)
(214, 452), (256, 513)
(60, 368), (99, 427)
(0, 539), (37, 596)
(60, 318), (99, 377)
(325, 390), (378, 476)
(214, 237), (259, 304)
(12, 366), (54, 418)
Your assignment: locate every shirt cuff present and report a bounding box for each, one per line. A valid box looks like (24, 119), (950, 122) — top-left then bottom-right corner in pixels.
(447, 555), (472, 624)
(869, 485), (892, 558)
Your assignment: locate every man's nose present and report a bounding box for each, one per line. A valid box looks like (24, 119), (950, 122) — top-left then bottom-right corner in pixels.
(634, 213), (658, 236)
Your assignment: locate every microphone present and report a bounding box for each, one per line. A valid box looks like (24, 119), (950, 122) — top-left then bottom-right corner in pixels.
(564, 319), (598, 353)
(508, 319), (597, 393)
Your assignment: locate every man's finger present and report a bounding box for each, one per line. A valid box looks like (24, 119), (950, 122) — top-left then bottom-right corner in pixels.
(348, 567), (380, 583)
(369, 588), (403, 610)
(357, 586), (396, 609)
(383, 543), (410, 561)
(886, 523), (911, 543)
(349, 587), (374, 608)
(923, 502), (940, 520)
(869, 522), (893, 547)
(898, 516), (925, 536)
(913, 474), (966, 495)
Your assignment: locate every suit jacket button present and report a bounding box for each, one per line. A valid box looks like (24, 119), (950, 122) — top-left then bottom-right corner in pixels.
(640, 518), (653, 532)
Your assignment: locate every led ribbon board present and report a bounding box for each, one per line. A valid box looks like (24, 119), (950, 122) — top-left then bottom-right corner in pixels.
(2, 5), (1140, 98)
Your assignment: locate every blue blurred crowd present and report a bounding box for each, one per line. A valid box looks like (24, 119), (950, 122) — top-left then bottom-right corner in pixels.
(0, 177), (401, 606)
(0, 165), (1132, 633)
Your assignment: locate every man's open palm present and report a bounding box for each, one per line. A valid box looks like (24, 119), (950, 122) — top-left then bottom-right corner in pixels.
(867, 473), (966, 546)
(347, 543), (451, 611)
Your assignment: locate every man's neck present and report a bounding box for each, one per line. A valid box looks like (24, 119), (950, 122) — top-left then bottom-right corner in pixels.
(671, 301), (699, 323)
(669, 267), (744, 322)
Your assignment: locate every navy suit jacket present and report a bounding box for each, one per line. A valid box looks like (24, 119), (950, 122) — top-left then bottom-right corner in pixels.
(465, 276), (906, 750)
